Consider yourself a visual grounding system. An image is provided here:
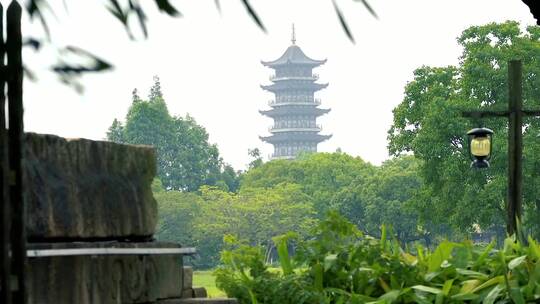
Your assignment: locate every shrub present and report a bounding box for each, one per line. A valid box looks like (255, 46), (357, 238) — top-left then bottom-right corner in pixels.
(214, 212), (540, 303)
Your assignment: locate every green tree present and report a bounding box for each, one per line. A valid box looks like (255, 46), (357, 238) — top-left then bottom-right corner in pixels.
(241, 152), (375, 215)
(247, 148), (263, 170)
(106, 118), (124, 143)
(330, 156), (426, 243)
(108, 77), (230, 191)
(191, 185), (317, 268)
(148, 75), (163, 100)
(388, 22), (540, 237)
(154, 181), (200, 247)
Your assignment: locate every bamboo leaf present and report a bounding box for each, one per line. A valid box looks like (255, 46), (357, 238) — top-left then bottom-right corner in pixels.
(354, 0), (378, 19)
(240, 0), (266, 32)
(26, 0), (51, 39)
(154, 0), (181, 17)
(332, 0), (354, 43)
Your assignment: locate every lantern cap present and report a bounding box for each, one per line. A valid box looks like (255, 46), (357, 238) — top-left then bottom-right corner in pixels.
(467, 127), (494, 136)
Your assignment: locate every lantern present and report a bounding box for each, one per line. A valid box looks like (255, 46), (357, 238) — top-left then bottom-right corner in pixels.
(467, 127), (494, 169)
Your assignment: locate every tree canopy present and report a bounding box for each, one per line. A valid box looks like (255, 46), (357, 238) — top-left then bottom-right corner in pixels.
(107, 77), (238, 192)
(154, 152), (426, 268)
(388, 21), (540, 237)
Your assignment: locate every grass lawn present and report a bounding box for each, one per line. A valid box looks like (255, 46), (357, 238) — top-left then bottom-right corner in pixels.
(193, 270), (226, 298)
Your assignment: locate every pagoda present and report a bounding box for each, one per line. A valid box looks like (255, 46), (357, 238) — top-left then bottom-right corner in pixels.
(259, 26), (332, 159)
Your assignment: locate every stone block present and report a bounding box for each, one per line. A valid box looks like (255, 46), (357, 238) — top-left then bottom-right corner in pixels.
(24, 133), (157, 240)
(27, 241), (183, 304)
(192, 287), (208, 298)
(182, 289), (194, 299)
(183, 266), (193, 289)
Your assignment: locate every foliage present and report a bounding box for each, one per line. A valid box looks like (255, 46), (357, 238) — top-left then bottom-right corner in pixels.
(241, 152), (375, 216)
(215, 212), (540, 304)
(107, 77), (238, 191)
(154, 180), (201, 247)
(388, 22), (540, 237)
(332, 156), (425, 243)
(247, 148), (263, 170)
(242, 153), (426, 244)
(156, 152), (429, 269)
(192, 184), (318, 268)
(154, 181), (317, 268)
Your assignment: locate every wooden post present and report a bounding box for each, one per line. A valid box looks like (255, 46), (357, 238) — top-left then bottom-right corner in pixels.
(6, 1), (26, 303)
(462, 60), (538, 236)
(0, 2), (12, 304)
(507, 60), (523, 236)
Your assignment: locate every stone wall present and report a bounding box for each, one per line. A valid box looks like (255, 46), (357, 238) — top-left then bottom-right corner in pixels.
(27, 242), (183, 304)
(24, 133), (158, 240)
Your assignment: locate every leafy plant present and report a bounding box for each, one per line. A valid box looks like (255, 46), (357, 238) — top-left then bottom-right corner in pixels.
(215, 212), (540, 303)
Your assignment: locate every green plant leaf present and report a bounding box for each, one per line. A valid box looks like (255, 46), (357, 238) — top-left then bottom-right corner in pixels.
(483, 284), (504, 304)
(456, 268), (489, 280)
(442, 279), (454, 296)
(378, 290), (400, 302)
(508, 255), (527, 270)
(274, 236), (293, 275)
(471, 276), (505, 293)
(324, 254), (338, 271)
(428, 241), (455, 272)
(412, 285), (442, 294)
(451, 293), (479, 301)
(313, 262), (323, 291)
(460, 279), (482, 293)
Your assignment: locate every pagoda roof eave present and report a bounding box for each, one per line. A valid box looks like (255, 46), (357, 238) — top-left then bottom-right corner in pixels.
(261, 45), (326, 68)
(259, 107), (331, 117)
(260, 82), (329, 92)
(261, 59), (327, 68)
(260, 133), (332, 144)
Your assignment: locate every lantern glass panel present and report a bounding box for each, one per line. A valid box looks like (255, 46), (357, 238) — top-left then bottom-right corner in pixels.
(470, 136), (491, 157)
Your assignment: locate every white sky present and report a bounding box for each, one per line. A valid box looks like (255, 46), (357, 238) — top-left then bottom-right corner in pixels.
(14, 0), (536, 170)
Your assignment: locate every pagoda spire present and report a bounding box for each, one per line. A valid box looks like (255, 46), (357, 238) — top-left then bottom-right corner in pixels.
(291, 23), (296, 45)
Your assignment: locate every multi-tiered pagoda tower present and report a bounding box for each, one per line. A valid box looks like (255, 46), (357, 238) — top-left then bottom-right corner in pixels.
(259, 28), (331, 159)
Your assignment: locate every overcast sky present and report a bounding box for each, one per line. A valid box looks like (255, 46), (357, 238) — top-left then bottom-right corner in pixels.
(15, 0), (536, 170)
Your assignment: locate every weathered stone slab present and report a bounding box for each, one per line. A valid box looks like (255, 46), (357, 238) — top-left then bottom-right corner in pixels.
(27, 242), (184, 304)
(182, 289), (194, 299)
(183, 266), (193, 289)
(24, 133), (157, 240)
(193, 287), (208, 298)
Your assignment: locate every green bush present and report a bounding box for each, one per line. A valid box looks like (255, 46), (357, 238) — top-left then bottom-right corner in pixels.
(214, 212), (540, 303)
